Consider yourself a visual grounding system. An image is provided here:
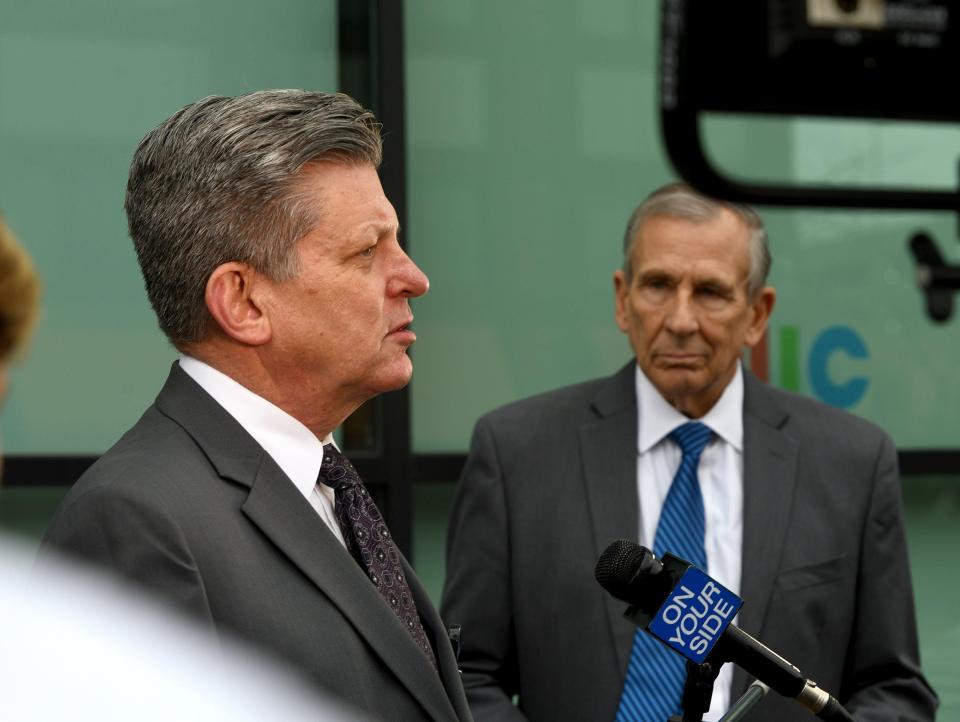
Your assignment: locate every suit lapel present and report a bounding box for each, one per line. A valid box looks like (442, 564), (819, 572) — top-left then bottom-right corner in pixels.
(155, 364), (458, 722)
(403, 555), (473, 721)
(732, 373), (799, 696)
(579, 363), (640, 674)
(242, 469), (458, 722)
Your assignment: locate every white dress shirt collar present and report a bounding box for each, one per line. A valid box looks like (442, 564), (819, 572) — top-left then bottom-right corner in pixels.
(178, 356), (334, 501)
(636, 360), (744, 453)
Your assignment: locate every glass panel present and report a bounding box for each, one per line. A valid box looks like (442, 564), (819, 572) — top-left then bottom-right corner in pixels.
(902, 475), (960, 713)
(0, 486), (70, 540)
(703, 114), (960, 190)
(405, 1), (960, 451)
(406, 1), (671, 452)
(411, 481), (456, 605)
(0, 0), (338, 454)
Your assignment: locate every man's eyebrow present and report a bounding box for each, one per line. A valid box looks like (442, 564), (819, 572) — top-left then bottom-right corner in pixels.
(637, 269), (672, 281)
(362, 220), (400, 237)
(695, 277), (734, 288)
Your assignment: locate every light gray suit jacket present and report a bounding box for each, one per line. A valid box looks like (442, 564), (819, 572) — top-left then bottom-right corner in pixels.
(440, 362), (936, 721)
(40, 364), (472, 722)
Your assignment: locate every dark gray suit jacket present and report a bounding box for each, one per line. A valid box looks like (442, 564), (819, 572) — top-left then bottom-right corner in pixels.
(440, 363), (936, 721)
(40, 364), (472, 722)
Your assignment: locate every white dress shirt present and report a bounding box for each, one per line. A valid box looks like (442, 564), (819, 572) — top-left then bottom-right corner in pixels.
(178, 356), (346, 547)
(634, 362), (745, 721)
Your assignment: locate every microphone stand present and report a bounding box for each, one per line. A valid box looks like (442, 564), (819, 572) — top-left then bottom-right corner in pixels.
(671, 663), (771, 722)
(668, 658), (721, 722)
(718, 681), (770, 722)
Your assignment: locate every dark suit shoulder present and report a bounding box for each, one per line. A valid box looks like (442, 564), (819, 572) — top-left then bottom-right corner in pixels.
(39, 401), (249, 620)
(746, 377), (894, 482)
(482, 376), (607, 423)
(477, 363), (634, 435)
(750, 378), (890, 443)
(68, 405), (220, 500)
(51, 402), (249, 542)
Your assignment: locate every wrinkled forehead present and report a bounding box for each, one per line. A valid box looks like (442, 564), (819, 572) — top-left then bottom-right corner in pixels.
(631, 210), (752, 282)
(295, 161), (397, 224)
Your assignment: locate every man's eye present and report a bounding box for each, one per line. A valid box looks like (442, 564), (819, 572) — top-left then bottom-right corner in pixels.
(359, 245), (375, 258)
(697, 286), (732, 309)
(638, 279), (671, 303)
(698, 284), (731, 298)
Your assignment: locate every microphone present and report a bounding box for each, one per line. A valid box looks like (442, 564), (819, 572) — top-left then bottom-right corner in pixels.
(595, 540), (853, 722)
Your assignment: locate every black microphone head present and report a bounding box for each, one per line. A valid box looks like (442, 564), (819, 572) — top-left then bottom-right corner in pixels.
(595, 539), (659, 603)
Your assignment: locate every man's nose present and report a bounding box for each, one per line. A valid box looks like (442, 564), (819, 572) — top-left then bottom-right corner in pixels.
(390, 249), (430, 298)
(664, 290), (698, 335)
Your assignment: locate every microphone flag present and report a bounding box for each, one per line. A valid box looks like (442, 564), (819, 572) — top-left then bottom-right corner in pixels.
(647, 563), (743, 665)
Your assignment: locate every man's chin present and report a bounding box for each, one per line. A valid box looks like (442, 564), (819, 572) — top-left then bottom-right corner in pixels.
(649, 370), (704, 399)
(370, 358), (414, 394)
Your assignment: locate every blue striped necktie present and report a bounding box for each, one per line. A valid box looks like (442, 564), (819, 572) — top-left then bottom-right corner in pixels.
(616, 421), (713, 722)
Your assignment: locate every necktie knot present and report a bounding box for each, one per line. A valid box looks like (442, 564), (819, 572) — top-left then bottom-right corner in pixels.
(318, 444), (359, 490)
(670, 421), (713, 459)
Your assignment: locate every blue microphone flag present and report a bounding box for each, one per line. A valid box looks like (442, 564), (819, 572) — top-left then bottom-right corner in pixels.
(647, 565), (743, 664)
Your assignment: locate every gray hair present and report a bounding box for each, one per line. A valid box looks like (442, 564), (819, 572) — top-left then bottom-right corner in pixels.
(621, 182), (771, 298)
(125, 90), (382, 346)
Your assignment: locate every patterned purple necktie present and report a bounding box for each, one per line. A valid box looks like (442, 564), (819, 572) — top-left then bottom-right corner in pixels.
(317, 444), (437, 669)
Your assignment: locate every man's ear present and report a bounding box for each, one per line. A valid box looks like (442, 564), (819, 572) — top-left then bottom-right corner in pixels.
(204, 262), (272, 346)
(744, 286), (777, 347)
(613, 269), (631, 333)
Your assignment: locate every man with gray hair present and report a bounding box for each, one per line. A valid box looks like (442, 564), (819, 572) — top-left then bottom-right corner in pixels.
(40, 90), (471, 722)
(441, 183), (936, 721)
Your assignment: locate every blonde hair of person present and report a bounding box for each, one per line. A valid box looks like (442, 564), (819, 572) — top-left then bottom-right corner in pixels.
(0, 216), (41, 364)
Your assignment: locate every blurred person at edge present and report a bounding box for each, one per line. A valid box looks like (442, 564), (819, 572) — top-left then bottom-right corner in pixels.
(0, 215), (41, 477)
(6, 535), (368, 721)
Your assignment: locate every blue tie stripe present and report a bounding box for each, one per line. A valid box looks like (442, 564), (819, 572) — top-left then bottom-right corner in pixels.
(616, 421), (713, 722)
(617, 641), (687, 722)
